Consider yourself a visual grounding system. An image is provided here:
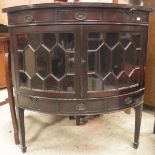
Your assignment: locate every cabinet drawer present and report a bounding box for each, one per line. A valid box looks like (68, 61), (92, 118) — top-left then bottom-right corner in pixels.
(57, 8), (102, 21)
(8, 9), (56, 25)
(17, 94), (58, 113)
(107, 95), (143, 112)
(104, 9), (148, 23)
(58, 99), (106, 114)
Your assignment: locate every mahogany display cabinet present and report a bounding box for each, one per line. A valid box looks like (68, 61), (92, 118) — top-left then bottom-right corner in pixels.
(3, 3), (152, 153)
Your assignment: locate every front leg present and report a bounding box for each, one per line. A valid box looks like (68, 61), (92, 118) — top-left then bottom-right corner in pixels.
(133, 103), (143, 149)
(16, 107), (27, 153)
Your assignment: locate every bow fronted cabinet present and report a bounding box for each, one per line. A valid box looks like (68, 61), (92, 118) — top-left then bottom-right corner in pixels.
(2, 3), (152, 153)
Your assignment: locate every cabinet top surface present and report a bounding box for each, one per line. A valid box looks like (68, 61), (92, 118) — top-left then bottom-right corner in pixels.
(2, 2), (152, 13)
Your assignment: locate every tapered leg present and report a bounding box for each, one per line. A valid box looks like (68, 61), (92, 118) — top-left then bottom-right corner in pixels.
(5, 52), (19, 144)
(153, 115), (155, 134)
(133, 103), (143, 149)
(16, 107), (27, 153)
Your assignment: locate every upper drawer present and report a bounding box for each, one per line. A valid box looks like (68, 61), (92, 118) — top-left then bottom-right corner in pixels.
(8, 8), (148, 25)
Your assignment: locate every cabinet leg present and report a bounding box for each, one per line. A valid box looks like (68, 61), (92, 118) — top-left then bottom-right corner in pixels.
(153, 115), (155, 134)
(16, 107), (27, 153)
(133, 103), (142, 149)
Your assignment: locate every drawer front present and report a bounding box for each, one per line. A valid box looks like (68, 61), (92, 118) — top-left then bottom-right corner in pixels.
(57, 8), (102, 21)
(104, 9), (147, 23)
(8, 8), (148, 25)
(17, 92), (142, 115)
(58, 100), (107, 115)
(8, 9), (56, 25)
(107, 95), (143, 112)
(17, 95), (58, 113)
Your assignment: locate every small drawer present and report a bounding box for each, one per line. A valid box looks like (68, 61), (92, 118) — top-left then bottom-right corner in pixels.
(104, 9), (147, 23)
(107, 95), (142, 112)
(17, 94), (58, 113)
(57, 8), (102, 21)
(8, 9), (56, 25)
(58, 99), (106, 114)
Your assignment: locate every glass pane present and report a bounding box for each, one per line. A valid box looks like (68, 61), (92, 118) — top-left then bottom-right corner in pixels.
(129, 69), (139, 85)
(18, 52), (24, 70)
(118, 72), (129, 88)
(112, 45), (124, 76)
(119, 33), (131, 47)
(32, 75), (42, 89)
(132, 33), (141, 48)
(125, 44), (136, 75)
(104, 73), (117, 90)
(45, 76), (58, 90)
(36, 46), (49, 78)
(59, 33), (74, 51)
(88, 52), (95, 72)
(51, 46), (66, 79)
(27, 33), (41, 49)
(66, 53), (75, 73)
(42, 33), (56, 49)
(17, 34), (27, 49)
(24, 46), (35, 77)
(88, 74), (103, 91)
(106, 33), (119, 47)
(60, 76), (74, 91)
(19, 72), (28, 87)
(88, 33), (103, 50)
(99, 45), (111, 77)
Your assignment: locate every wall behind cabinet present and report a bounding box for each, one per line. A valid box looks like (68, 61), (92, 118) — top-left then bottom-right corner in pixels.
(143, 0), (155, 107)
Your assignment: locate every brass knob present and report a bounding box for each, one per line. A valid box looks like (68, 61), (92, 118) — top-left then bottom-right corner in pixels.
(24, 15), (34, 23)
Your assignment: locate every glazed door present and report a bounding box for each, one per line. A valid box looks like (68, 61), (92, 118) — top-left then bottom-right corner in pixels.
(11, 25), (81, 98)
(82, 25), (147, 98)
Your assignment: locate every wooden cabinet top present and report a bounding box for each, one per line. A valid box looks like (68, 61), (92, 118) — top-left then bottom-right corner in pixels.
(2, 3), (152, 13)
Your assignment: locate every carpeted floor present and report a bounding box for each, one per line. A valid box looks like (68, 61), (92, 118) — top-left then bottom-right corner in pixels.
(0, 89), (155, 155)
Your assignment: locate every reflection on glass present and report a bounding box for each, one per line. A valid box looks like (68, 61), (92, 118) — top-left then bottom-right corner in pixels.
(88, 74), (103, 91)
(125, 44), (136, 74)
(25, 46), (35, 77)
(129, 69), (139, 85)
(88, 33), (103, 50)
(118, 72), (129, 88)
(17, 34), (27, 49)
(112, 45), (124, 76)
(119, 33), (131, 47)
(32, 75), (42, 89)
(99, 45), (111, 77)
(42, 33), (56, 49)
(88, 52), (95, 72)
(132, 34), (141, 48)
(18, 52), (23, 70)
(59, 33), (74, 51)
(67, 53), (75, 73)
(60, 76), (74, 91)
(45, 76), (58, 90)
(51, 46), (65, 79)
(19, 72), (28, 87)
(106, 33), (119, 47)
(104, 73), (117, 90)
(27, 33), (41, 49)
(36, 46), (49, 77)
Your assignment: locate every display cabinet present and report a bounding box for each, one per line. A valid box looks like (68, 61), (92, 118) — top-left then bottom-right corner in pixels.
(3, 3), (151, 152)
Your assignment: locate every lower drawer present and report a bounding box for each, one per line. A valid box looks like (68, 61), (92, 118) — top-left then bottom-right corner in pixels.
(16, 90), (143, 115)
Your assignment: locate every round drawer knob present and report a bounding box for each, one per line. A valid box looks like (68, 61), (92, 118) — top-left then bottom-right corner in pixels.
(24, 15), (34, 23)
(75, 12), (87, 21)
(125, 97), (133, 105)
(29, 97), (38, 104)
(76, 103), (86, 111)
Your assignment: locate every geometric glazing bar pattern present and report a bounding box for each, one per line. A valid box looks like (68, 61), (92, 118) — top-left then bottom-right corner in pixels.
(87, 32), (142, 91)
(17, 32), (75, 92)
